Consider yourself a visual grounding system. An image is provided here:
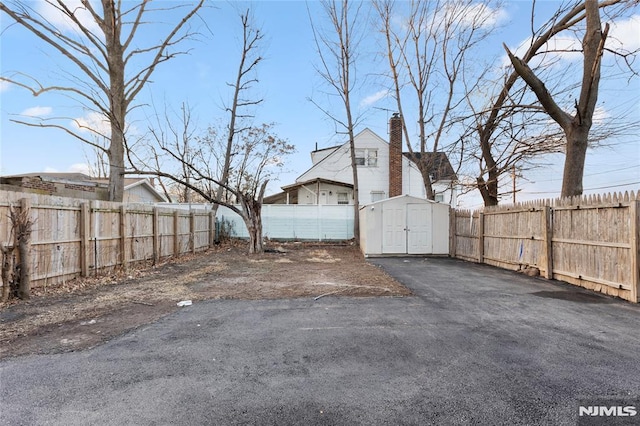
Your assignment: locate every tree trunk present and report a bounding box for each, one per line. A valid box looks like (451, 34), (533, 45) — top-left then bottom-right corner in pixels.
(108, 131), (125, 202)
(1, 244), (12, 302)
(417, 102), (435, 201)
(12, 199), (33, 300)
(561, 125), (589, 197)
(239, 194), (264, 254)
(104, 0), (126, 203)
(477, 128), (500, 206)
(560, 0), (605, 198)
(477, 172), (499, 207)
(348, 135), (360, 244)
(417, 159), (435, 200)
(17, 228), (31, 300)
(246, 214), (263, 254)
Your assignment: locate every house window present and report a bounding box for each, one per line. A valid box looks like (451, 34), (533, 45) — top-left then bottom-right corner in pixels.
(337, 192), (349, 205)
(355, 149), (378, 167)
(435, 194), (444, 203)
(371, 191), (385, 202)
(367, 150), (378, 166)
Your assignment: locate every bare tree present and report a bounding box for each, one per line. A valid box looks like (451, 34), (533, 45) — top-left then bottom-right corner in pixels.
(0, 0), (204, 201)
(145, 101), (201, 203)
(505, 0), (609, 197)
(374, 0), (497, 201)
(213, 9), (264, 215)
(309, 0), (365, 242)
(131, 123), (294, 254)
(470, 0), (634, 205)
(127, 8), (284, 254)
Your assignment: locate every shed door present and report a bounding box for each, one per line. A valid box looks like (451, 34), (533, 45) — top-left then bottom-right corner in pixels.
(382, 206), (406, 253)
(407, 204), (432, 254)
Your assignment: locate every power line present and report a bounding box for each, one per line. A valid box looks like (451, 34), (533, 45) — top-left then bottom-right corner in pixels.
(585, 166), (639, 177)
(522, 181), (640, 194)
(582, 181), (640, 191)
(531, 165), (639, 183)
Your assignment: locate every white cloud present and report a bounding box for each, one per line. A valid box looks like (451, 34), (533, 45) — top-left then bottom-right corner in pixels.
(71, 111), (141, 141)
(398, 2), (508, 32)
(20, 106), (53, 117)
(0, 80), (10, 92)
(72, 111), (111, 137)
(42, 164), (91, 175)
(454, 3), (508, 29)
(36, 0), (100, 34)
(501, 35), (582, 70)
(592, 106), (610, 125)
(501, 14), (640, 71)
(68, 163), (92, 175)
(360, 90), (390, 108)
(607, 15), (640, 52)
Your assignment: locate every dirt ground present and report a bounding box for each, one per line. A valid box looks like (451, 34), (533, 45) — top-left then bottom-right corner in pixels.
(0, 242), (411, 359)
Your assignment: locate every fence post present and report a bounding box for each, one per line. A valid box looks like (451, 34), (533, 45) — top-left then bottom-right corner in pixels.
(120, 205), (127, 271)
(80, 202), (90, 277)
(190, 210), (196, 254)
(631, 200), (639, 303)
(153, 207), (159, 265)
(542, 206), (554, 280)
(91, 201), (98, 277)
(174, 210), (180, 256)
(449, 208), (456, 258)
(209, 209), (216, 248)
(478, 212), (484, 263)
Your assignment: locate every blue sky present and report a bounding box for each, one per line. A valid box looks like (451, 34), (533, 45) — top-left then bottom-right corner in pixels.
(1, 0), (638, 209)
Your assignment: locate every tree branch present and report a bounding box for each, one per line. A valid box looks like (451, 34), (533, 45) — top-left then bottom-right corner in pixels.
(503, 43), (573, 129)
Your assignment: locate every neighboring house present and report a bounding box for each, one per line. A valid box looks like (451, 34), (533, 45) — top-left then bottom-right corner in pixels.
(264, 114), (458, 206)
(0, 172), (167, 203)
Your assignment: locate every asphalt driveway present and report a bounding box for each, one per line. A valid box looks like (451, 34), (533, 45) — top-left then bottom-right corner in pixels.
(1, 257), (639, 425)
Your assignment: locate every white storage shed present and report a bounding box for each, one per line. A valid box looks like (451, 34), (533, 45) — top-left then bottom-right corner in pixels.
(359, 195), (450, 257)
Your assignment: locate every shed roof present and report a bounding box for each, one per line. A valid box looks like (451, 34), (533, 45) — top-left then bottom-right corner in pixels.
(359, 194), (445, 210)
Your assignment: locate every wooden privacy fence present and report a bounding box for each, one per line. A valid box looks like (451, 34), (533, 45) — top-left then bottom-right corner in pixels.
(0, 191), (215, 289)
(450, 191), (640, 303)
